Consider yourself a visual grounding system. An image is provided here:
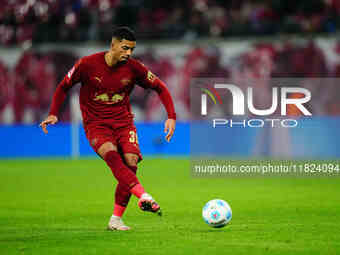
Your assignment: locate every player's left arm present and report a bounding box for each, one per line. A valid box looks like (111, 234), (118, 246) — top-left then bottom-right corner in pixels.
(152, 78), (176, 142)
(134, 62), (176, 142)
(164, 118), (176, 143)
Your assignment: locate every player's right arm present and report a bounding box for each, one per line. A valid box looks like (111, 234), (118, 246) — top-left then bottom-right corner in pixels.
(40, 59), (83, 134)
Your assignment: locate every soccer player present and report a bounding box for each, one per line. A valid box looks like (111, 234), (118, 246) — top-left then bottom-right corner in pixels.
(39, 27), (176, 231)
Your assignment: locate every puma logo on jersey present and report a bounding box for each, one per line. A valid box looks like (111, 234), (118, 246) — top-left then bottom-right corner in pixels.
(94, 76), (102, 83)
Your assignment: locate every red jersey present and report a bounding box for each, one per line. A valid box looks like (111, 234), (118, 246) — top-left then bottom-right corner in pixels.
(49, 52), (176, 125)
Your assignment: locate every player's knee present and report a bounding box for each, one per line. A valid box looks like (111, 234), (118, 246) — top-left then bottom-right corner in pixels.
(98, 142), (117, 159)
(126, 159), (138, 168)
(124, 154), (138, 168)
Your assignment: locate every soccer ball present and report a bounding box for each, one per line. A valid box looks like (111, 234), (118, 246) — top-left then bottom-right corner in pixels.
(202, 199), (232, 228)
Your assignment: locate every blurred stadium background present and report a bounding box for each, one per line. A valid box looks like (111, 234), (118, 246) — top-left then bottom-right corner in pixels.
(1, 0), (340, 158)
(2, 3), (340, 255)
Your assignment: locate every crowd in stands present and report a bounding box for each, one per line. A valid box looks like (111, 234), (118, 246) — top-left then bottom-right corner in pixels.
(1, 0), (340, 46)
(0, 50), (77, 123)
(1, 38), (340, 124)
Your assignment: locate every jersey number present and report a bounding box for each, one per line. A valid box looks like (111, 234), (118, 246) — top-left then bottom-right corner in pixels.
(129, 131), (139, 144)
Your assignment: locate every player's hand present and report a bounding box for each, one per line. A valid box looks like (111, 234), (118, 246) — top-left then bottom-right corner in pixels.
(39, 115), (58, 134)
(164, 118), (176, 142)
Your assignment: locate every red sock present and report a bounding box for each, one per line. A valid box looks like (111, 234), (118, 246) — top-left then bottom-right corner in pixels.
(130, 183), (145, 198)
(128, 166), (144, 197)
(129, 165), (137, 174)
(104, 151), (139, 188)
(113, 204), (127, 217)
(114, 165), (138, 207)
(115, 183), (131, 207)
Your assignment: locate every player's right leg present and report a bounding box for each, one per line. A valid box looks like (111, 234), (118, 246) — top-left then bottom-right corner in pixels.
(95, 142), (133, 230)
(107, 215), (130, 231)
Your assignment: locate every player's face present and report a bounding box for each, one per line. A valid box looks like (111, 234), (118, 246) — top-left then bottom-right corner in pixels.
(111, 39), (136, 63)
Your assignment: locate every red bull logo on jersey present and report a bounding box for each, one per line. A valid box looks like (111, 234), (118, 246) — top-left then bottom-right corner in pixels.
(93, 92), (125, 104)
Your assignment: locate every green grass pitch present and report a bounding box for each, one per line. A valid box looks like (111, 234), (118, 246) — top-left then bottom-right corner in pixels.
(0, 158), (340, 254)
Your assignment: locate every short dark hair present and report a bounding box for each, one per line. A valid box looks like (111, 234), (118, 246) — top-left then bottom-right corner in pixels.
(113, 27), (136, 41)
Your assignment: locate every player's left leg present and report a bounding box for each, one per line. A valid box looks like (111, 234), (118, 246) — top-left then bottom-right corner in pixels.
(111, 125), (161, 216)
(122, 152), (161, 215)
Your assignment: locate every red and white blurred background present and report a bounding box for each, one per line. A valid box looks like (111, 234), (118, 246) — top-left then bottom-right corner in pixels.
(1, 0), (340, 159)
(1, 38), (340, 123)
(1, 0), (340, 124)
